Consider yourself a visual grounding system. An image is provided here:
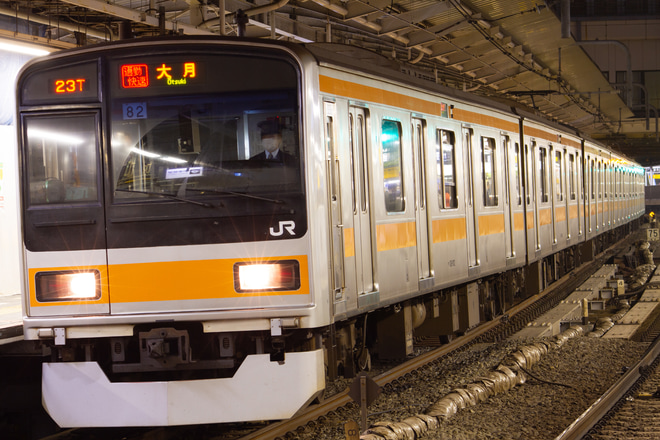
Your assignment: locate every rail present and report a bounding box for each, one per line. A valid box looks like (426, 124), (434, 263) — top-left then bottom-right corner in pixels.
(555, 329), (660, 440)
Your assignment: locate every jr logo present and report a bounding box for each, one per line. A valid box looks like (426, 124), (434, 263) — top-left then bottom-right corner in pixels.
(269, 220), (296, 237)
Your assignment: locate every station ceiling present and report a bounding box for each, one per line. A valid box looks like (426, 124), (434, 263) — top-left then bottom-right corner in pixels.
(2, 0), (657, 165)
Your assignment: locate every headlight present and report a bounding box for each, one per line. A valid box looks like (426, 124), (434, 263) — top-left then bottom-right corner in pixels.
(35, 270), (101, 302)
(234, 260), (300, 292)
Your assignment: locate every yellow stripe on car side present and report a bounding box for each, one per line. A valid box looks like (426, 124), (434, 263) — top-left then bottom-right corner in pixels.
(376, 222), (416, 251)
(539, 208), (553, 226)
(432, 218), (467, 243)
(514, 212), (525, 231)
(343, 227), (355, 258)
(555, 206), (567, 222)
(478, 213), (505, 236)
(527, 211), (535, 230)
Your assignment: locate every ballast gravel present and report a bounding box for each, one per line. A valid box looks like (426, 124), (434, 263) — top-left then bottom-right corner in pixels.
(295, 335), (649, 440)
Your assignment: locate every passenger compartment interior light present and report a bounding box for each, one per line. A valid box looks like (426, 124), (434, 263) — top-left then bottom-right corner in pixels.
(36, 270), (101, 302)
(234, 261), (300, 292)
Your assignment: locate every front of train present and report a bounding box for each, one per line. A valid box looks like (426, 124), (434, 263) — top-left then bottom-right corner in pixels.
(16, 38), (328, 427)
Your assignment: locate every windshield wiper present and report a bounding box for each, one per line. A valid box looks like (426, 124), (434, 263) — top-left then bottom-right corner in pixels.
(183, 188), (284, 205)
(115, 188), (222, 208)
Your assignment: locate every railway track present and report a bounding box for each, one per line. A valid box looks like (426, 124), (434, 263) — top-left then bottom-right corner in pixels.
(556, 314), (660, 440)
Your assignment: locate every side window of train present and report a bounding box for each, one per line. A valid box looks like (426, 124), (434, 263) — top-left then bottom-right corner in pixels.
(326, 115), (338, 202)
(525, 144), (532, 205)
(590, 159), (596, 200)
(539, 147), (549, 203)
(436, 129), (458, 209)
(555, 150), (563, 202)
(382, 119), (404, 213)
(568, 154), (576, 200)
(481, 137), (497, 207)
(598, 161), (602, 199)
(577, 153), (583, 201)
(514, 143), (522, 206)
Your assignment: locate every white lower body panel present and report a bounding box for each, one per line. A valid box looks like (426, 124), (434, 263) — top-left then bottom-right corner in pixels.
(42, 349), (325, 427)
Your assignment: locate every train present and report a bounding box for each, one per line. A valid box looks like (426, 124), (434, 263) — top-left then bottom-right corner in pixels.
(15, 36), (644, 427)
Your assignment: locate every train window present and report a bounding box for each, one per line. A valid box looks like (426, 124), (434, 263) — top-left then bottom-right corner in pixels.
(436, 129), (457, 209)
(24, 114), (99, 205)
(349, 114), (357, 213)
(382, 120), (405, 213)
(614, 167), (618, 198)
(414, 121), (426, 210)
(577, 153), (583, 201)
(604, 164), (608, 198)
(514, 143), (522, 206)
(481, 137), (497, 206)
(591, 159), (596, 200)
(357, 113), (369, 213)
(568, 154), (576, 200)
(526, 144), (532, 205)
(555, 151), (563, 202)
(326, 116), (338, 201)
(596, 162), (603, 199)
(539, 147), (549, 203)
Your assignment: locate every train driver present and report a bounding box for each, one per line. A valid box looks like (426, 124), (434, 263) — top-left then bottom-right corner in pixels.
(251, 118), (296, 165)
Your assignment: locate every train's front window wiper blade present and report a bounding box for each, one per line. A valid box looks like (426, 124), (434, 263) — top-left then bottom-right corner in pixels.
(115, 188), (222, 208)
(183, 188), (284, 205)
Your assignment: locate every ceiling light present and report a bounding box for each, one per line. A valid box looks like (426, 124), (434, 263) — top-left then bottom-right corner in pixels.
(0, 39), (52, 56)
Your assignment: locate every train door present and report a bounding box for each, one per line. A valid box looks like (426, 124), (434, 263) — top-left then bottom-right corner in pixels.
(324, 102), (345, 299)
(577, 152), (583, 236)
(502, 134), (515, 258)
(463, 126), (479, 268)
(587, 156), (593, 234)
(604, 163), (609, 228)
(596, 160), (601, 231)
(412, 117), (432, 281)
(565, 149), (572, 240)
(550, 145), (558, 245)
(349, 106), (376, 299)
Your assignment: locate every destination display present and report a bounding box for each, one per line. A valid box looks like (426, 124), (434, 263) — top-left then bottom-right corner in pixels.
(120, 61), (201, 89)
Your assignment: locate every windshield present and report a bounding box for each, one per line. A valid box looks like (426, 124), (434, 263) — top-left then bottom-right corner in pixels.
(109, 51), (302, 208)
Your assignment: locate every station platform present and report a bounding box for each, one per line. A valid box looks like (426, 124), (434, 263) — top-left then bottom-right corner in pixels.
(0, 293), (23, 345)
